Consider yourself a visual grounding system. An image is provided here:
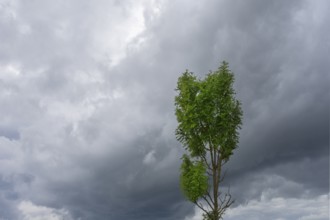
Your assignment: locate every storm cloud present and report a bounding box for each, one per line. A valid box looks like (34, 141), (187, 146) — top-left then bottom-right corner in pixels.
(0, 0), (328, 219)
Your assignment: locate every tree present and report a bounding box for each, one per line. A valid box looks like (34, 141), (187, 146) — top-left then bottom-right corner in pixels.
(175, 61), (242, 220)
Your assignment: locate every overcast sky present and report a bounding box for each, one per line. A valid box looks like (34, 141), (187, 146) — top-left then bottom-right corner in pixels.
(0, 0), (329, 219)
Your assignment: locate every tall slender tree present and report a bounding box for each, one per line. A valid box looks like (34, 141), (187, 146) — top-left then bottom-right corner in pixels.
(175, 61), (242, 220)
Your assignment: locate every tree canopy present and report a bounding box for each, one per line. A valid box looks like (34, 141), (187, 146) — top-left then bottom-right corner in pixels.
(175, 61), (242, 220)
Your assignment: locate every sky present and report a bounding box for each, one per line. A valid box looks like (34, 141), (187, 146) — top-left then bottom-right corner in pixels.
(0, 0), (329, 219)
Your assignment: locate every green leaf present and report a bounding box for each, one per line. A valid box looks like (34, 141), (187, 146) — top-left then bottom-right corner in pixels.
(180, 155), (208, 202)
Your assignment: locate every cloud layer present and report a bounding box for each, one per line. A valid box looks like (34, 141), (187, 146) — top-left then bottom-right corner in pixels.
(0, 0), (328, 219)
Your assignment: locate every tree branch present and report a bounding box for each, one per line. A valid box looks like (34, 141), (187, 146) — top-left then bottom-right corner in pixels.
(216, 152), (223, 188)
(194, 201), (209, 215)
(205, 190), (215, 205)
(200, 153), (212, 171)
(218, 187), (234, 217)
(219, 170), (227, 183)
(201, 195), (214, 210)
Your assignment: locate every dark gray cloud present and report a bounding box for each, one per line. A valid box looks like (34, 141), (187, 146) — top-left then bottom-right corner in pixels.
(0, 0), (328, 219)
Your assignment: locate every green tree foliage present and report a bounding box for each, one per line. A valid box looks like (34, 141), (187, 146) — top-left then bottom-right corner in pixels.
(180, 154), (208, 202)
(175, 61), (242, 220)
